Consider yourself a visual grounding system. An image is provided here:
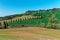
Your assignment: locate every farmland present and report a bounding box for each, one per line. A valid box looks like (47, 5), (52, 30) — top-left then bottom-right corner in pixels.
(0, 8), (60, 40)
(0, 27), (60, 40)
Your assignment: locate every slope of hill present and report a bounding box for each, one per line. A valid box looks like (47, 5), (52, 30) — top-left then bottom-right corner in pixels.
(0, 8), (60, 29)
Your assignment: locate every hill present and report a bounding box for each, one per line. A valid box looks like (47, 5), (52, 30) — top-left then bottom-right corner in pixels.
(0, 8), (60, 29)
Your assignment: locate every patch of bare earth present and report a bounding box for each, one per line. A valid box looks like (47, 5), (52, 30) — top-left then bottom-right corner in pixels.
(0, 27), (60, 40)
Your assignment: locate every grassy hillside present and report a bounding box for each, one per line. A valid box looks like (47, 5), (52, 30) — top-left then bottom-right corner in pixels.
(1, 8), (60, 29)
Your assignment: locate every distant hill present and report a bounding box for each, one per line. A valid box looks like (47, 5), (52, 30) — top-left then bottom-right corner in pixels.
(0, 8), (60, 29)
(0, 8), (59, 20)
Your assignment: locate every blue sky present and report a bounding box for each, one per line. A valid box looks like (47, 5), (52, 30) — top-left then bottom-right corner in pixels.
(0, 0), (60, 17)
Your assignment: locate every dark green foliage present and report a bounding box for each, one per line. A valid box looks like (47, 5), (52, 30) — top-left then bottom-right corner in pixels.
(54, 9), (60, 20)
(8, 18), (49, 28)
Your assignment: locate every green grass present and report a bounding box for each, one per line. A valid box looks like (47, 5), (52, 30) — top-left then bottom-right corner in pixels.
(0, 35), (20, 40)
(0, 35), (39, 40)
(0, 35), (19, 38)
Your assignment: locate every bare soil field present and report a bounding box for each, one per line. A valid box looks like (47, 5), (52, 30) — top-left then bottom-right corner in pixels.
(0, 27), (60, 40)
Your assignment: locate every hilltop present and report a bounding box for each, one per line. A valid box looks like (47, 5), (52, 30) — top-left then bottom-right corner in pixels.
(0, 8), (59, 20)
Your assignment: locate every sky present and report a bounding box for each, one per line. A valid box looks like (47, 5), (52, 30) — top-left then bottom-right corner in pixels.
(0, 0), (60, 17)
